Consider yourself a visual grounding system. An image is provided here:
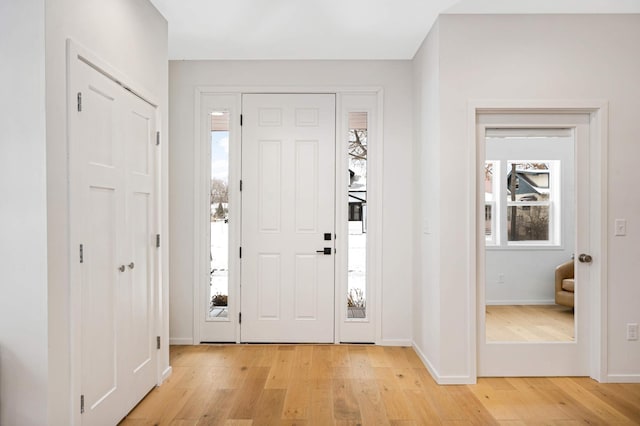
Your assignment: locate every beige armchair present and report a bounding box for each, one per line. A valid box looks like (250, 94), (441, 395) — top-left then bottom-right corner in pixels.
(555, 259), (575, 308)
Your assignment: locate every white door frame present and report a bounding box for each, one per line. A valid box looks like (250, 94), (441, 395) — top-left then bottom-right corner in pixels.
(194, 93), (242, 343)
(193, 86), (384, 345)
(67, 39), (165, 424)
(468, 100), (609, 382)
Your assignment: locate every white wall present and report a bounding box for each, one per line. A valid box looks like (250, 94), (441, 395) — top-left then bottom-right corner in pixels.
(413, 13), (640, 382)
(412, 22), (442, 375)
(45, 1), (168, 423)
(0, 1), (48, 424)
(169, 60), (414, 344)
(485, 136), (575, 305)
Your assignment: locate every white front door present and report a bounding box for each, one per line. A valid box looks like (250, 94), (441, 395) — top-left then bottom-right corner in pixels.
(70, 58), (158, 424)
(241, 94), (336, 343)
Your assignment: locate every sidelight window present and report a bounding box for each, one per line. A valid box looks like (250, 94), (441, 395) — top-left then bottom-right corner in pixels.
(347, 112), (368, 319)
(209, 111), (230, 319)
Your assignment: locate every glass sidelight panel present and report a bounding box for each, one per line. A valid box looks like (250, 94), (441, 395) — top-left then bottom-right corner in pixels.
(209, 111), (230, 319)
(347, 112), (367, 319)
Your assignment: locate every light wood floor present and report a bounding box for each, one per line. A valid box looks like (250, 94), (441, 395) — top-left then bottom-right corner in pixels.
(486, 304), (575, 342)
(120, 344), (640, 425)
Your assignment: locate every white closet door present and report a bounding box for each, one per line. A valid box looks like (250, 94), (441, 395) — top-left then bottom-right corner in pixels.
(241, 94), (336, 343)
(121, 91), (158, 408)
(71, 59), (158, 425)
(74, 60), (128, 426)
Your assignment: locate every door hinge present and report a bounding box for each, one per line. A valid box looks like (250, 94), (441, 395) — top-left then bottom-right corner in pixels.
(79, 244), (84, 263)
(239, 247), (242, 258)
(240, 114), (243, 126)
(156, 131), (160, 146)
(156, 234), (160, 248)
(80, 394), (85, 414)
(239, 312), (242, 324)
(240, 180), (243, 191)
(77, 92), (82, 112)
(156, 336), (161, 350)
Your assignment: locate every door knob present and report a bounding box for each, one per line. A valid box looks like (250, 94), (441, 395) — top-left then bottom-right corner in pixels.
(316, 248), (332, 255)
(118, 265), (126, 272)
(578, 253), (592, 263)
(128, 262), (135, 269)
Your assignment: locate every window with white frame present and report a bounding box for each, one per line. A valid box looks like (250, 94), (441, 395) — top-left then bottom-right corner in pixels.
(486, 159), (560, 247)
(484, 161), (498, 245)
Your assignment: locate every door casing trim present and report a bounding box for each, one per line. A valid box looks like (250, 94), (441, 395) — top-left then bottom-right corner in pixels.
(193, 86), (384, 345)
(468, 100), (609, 383)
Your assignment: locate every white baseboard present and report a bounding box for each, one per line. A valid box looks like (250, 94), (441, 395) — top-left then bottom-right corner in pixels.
(161, 366), (172, 384)
(411, 342), (475, 385)
(486, 299), (555, 306)
(169, 337), (194, 345)
(605, 374), (640, 383)
(378, 338), (412, 347)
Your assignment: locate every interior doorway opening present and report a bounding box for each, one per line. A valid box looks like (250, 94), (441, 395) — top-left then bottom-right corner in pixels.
(473, 106), (607, 379)
(483, 129), (575, 343)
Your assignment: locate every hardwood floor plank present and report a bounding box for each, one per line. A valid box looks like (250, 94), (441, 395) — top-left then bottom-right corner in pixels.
(379, 387), (412, 421)
(505, 377), (568, 421)
(444, 386), (499, 425)
(486, 305), (574, 342)
(468, 380), (522, 421)
(119, 345), (640, 425)
(198, 389), (238, 426)
(332, 378), (362, 421)
(227, 368), (270, 419)
(292, 345), (314, 380)
(310, 345), (333, 380)
(173, 383), (214, 420)
(401, 388), (441, 424)
(548, 377), (628, 422)
(264, 346), (295, 389)
(310, 378), (334, 425)
(222, 421), (253, 426)
(351, 378), (391, 426)
(251, 389), (287, 426)
(367, 345), (390, 368)
(588, 384), (640, 424)
(281, 379), (312, 420)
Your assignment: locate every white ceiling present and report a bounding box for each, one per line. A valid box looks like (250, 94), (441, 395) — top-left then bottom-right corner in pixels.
(150, 0), (640, 60)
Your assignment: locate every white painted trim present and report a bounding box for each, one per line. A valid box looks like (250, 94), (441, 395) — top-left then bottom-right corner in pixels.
(374, 89), (384, 346)
(334, 94), (345, 345)
(469, 99), (608, 382)
(378, 339), (412, 347)
(412, 342), (476, 385)
(336, 92), (383, 344)
(486, 300), (556, 306)
(605, 374), (640, 384)
(591, 103), (609, 383)
(169, 338), (194, 346)
(160, 366), (173, 384)
(467, 102), (479, 382)
(193, 86), (384, 346)
(195, 85), (385, 95)
(192, 89), (203, 346)
(193, 91), (242, 344)
(67, 40), (159, 108)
